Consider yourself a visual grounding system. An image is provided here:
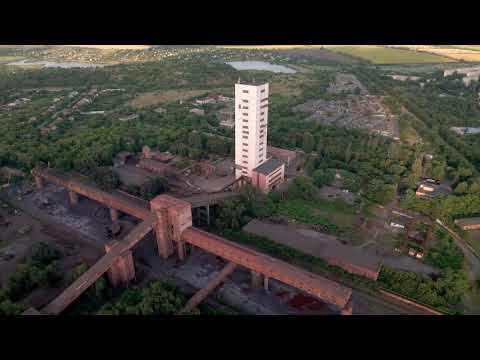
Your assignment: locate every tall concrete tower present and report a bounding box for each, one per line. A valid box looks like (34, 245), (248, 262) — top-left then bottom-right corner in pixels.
(234, 82), (269, 179)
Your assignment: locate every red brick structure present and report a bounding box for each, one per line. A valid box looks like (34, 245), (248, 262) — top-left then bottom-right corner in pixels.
(142, 146), (174, 163)
(32, 169), (354, 315)
(138, 159), (173, 177)
(267, 146), (296, 167)
(105, 240), (135, 286)
(150, 195), (193, 260)
(251, 158), (285, 194)
(194, 162), (216, 177)
(454, 217), (480, 231)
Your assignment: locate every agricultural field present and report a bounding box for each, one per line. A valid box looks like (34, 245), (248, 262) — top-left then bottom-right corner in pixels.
(323, 46), (454, 64)
(391, 45), (480, 62)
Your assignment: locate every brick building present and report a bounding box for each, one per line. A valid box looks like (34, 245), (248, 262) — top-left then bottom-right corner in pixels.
(137, 159), (173, 177)
(267, 146), (296, 167)
(455, 217), (480, 231)
(251, 158), (285, 193)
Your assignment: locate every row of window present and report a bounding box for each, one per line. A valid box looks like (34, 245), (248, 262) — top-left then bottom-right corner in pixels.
(268, 167), (283, 180)
(261, 104), (268, 109)
(261, 97), (268, 103)
(269, 174), (283, 188)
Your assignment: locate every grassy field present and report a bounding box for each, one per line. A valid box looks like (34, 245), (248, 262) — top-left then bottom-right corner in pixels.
(274, 198), (368, 245)
(465, 231), (480, 255)
(323, 46), (454, 64)
(449, 45), (480, 52)
(222, 45), (454, 64)
(399, 117), (422, 145)
(0, 56), (24, 62)
(392, 45), (480, 62)
(127, 88), (227, 108)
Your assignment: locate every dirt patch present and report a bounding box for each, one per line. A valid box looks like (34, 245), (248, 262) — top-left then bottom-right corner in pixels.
(128, 89), (227, 108)
(327, 73), (368, 95)
(294, 95), (396, 138)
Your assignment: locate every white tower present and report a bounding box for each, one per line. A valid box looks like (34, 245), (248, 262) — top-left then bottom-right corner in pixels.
(234, 82), (269, 179)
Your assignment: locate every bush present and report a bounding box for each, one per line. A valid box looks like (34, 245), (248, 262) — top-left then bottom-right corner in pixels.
(425, 230), (464, 270)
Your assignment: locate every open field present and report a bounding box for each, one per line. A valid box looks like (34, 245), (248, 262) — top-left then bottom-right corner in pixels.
(221, 45), (327, 50)
(0, 56), (24, 62)
(399, 117), (422, 145)
(465, 231), (480, 255)
(224, 45), (454, 64)
(65, 45), (153, 50)
(128, 89), (227, 108)
(323, 46), (454, 64)
(391, 46), (480, 62)
(450, 45), (480, 52)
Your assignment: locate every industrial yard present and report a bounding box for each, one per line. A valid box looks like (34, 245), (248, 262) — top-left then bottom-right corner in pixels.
(294, 94), (399, 139)
(1, 44), (479, 316)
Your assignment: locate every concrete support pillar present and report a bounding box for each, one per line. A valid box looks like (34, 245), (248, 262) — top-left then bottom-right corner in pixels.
(154, 208), (174, 259)
(150, 195), (193, 260)
(263, 276), (269, 292)
(250, 270), (263, 290)
(340, 299), (353, 315)
(179, 262), (237, 314)
(35, 176), (44, 189)
(177, 240), (186, 261)
(68, 190), (79, 206)
(105, 241), (135, 287)
(109, 207), (119, 223)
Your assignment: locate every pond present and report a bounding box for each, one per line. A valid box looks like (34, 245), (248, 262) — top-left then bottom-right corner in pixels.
(226, 61), (296, 74)
(7, 59), (105, 68)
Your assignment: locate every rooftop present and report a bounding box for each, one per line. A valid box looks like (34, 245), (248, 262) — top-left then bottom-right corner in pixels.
(455, 217), (480, 227)
(253, 158), (284, 175)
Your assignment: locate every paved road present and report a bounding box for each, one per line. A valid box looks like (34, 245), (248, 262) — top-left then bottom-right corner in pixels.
(436, 219), (480, 282)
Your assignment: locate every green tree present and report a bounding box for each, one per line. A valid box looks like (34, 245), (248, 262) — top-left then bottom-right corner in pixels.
(312, 169), (335, 188)
(287, 176), (318, 201)
(454, 181), (469, 195)
(302, 132), (314, 153)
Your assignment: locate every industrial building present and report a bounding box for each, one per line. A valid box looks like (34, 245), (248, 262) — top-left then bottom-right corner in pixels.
(415, 182), (451, 199)
(454, 217), (480, 231)
(234, 81), (285, 193)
